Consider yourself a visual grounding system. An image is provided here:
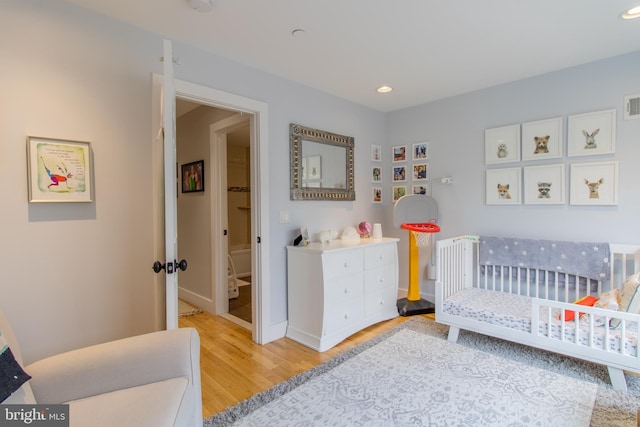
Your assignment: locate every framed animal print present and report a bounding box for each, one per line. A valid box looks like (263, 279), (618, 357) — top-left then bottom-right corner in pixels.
(486, 167), (521, 205)
(523, 164), (565, 205)
(27, 136), (93, 203)
(567, 109), (616, 157)
(485, 124), (520, 165)
(569, 161), (618, 206)
(521, 117), (563, 161)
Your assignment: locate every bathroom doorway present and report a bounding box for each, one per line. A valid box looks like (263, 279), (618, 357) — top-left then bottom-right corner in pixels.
(175, 100), (253, 329)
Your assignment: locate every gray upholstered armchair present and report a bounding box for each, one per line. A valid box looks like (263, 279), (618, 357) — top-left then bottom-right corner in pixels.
(0, 309), (203, 427)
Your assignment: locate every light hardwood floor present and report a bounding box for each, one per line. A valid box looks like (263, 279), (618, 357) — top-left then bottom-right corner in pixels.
(179, 312), (421, 418)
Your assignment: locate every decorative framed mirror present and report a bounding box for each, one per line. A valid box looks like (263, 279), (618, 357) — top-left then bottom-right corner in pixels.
(290, 123), (355, 201)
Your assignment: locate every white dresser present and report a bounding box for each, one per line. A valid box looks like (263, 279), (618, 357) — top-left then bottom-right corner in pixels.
(286, 238), (399, 351)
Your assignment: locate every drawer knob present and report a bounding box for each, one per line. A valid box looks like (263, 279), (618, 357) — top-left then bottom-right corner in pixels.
(344, 313), (350, 319)
(344, 288), (349, 294)
(379, 254), (384, 260)
(379, 299), (384, 305)
(379, 277), (385, 283)
(343, 262), (349, 268)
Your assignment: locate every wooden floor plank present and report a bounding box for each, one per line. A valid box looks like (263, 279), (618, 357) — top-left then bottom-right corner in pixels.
(179, 311), (417, 417)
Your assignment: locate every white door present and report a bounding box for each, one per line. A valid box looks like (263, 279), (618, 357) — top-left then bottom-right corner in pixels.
(151, 40), (183, 330)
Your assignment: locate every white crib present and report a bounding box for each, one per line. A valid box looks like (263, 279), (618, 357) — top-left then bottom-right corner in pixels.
(435, 235), (640, 391)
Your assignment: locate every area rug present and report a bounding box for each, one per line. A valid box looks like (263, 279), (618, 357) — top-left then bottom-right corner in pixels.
(206, 317), (640, 426)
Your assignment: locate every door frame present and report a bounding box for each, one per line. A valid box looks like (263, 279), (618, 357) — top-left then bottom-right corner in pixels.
(152, 73), (270, 343)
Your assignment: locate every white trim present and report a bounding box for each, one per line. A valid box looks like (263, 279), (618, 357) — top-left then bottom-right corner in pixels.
(178, 287), (214, 313)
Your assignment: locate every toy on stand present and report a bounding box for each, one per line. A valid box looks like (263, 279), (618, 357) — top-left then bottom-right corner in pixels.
(393, 195), (440, 316)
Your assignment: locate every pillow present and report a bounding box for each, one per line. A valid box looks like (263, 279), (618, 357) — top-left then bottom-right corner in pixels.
(560, 295), (597, 321)
(0, 331), (32, 403)
(610, 272), (640, 329)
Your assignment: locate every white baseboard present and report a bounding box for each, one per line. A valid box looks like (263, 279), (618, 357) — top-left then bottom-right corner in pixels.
(178, 287), (214, 313)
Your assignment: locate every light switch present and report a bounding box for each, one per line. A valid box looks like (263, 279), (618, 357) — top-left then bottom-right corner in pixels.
(279, 210), (290, 224)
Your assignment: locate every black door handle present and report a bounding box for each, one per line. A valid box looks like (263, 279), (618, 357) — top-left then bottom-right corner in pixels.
(152, 259), (188, 274)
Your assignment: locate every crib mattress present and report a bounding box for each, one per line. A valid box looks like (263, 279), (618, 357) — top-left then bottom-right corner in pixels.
(442, 288), (638, 357)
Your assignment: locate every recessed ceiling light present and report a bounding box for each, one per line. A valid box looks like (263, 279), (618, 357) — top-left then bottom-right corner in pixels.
(376, 86), (393, 93)
(291, 29), (306, 38)
(186, 0), (214, 13)
(622, 5), (640, 19)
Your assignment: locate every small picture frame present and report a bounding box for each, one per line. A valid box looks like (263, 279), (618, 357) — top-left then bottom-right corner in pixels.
(485, 124), (521, 165)
(523, 164), (565, 205)
(486, 167), (521, 205)
(371, 145), (382, 162)
(521, 117), (563, 161)
(392, 185), (407, 202)
(294, 227), (310, 246)
(372, 166), (382, 183)
(372, 187), (382, 204)
(392, 166), (407, 182)
(27, 136), (93, 203)
(567, 109), (616, 157)
(392, 145), (407, 163)
(412, 184), (428, 195)
(182, 160), (204, 193)
(569, 161), (618, 205)
(412, 142), (428, 160)
(412, 163), (428, 181)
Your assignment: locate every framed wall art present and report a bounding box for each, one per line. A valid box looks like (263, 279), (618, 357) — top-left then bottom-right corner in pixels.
(412, 184), (428, 195)
(523, 164), (565, 205)
(371, 144), (382, 162)
(27, 136), (93, 203)
(412, 142), (428, 160)
(567, 109), (616, 157)
(485, 124), (520, 165)
(392, 185), (407, 202)
(486, 167), (521, 205)
(521, 117), (563, 161)
(372, 166), (381, 183)
(372, 187), (382, 204)
(569, 161), (618, 205)
(182, 160), (204, 193)
(392, 145), (407, 163)
(392, 165), (406, 182)
(412, 163), (428, 181)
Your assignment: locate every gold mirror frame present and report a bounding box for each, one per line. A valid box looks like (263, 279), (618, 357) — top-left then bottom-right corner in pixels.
(290, 123), (355, 201)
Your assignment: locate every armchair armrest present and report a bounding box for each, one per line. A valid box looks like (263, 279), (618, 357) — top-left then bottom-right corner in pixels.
(25, 328), (201, 405)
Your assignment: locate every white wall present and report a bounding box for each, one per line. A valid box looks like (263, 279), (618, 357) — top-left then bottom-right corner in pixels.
(387, 51), (640, 298)
(0, 0), (386, 363)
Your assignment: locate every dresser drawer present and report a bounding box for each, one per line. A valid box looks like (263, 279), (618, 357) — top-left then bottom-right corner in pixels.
(364, 243), (396, 270)
(364, 267), (396, 292)
(365, 286), (397, 317)
(325, 272), (364, 304)
(322, 249), (364, 280)
(324, 298), (365, 336)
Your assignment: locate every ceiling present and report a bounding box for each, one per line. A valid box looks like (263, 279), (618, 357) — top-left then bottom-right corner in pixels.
(63, 0), (640, 112)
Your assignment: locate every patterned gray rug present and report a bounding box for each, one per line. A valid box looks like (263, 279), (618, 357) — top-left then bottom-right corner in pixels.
(206, 317), (640, 426)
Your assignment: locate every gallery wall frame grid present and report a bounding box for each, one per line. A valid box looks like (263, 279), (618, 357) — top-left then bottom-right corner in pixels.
(523, 164), (565, 205)
(567, 109), (616, 157)
(569, 161), (618, 206)
(486, 167), (521, 205)
(485, 124), (521, 165)
(521, 117), (563, 161)
(27, 136), (93, 203)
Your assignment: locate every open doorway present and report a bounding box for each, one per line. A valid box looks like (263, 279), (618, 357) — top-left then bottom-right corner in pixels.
(175, 99), (253, 329)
